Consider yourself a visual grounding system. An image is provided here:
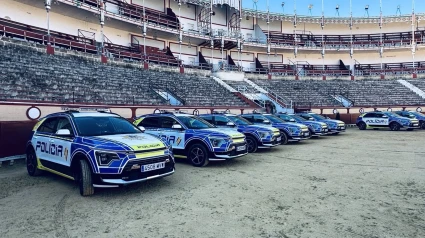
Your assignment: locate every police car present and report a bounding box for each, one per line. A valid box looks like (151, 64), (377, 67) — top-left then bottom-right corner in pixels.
(395, 111), (425, 129)
(275, 113), (329, 137)
(356, 111), (420, 131)
(26, 109), (175, 196)
(133, 111), (248, 167)
(199, 112), (282, 153)
(297, 112), (346, 134)
(239, 113), (310, 144)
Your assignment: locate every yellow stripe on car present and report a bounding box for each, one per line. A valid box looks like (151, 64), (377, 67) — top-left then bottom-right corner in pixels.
(37, 158), (74, 180)
(135, 150), (166, 159)
(131, 143), (165, 151)
(233, 138), (245, 144)
(133, 117), (144, 126)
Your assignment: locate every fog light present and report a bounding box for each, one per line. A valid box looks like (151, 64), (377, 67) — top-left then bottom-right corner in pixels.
(228, 146), (235, 151)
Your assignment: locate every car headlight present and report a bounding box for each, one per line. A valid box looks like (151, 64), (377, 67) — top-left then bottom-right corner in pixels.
(259, 131), (272, 139)
(209, 137), (228, 148)
(95, 151), (120, 166)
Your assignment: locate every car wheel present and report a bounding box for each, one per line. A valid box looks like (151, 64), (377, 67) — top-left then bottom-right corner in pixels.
(280, 132), (289, 145)
(188, 144), (209, 167)
(26, 148), (42, 176)
(246, 136), (258, 153)
(421, 121), (425, 129)
(407, 128), (414, 131)
(358, 122), (366, 130)
(390, 122), (400, 131)
(78, 160), (94, 196)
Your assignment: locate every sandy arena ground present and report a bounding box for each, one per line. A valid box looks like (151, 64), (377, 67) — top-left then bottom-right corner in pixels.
(0, 129), (424, 238)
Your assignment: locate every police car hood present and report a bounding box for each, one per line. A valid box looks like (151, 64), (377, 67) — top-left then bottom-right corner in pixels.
(238, 125), (280, 134)
(84, 133), (165, 151)
(188, 128), (245, 139)
(271, 122), (308, 129)
(302, 121), (327, 127)
(322, 119), (345, 125)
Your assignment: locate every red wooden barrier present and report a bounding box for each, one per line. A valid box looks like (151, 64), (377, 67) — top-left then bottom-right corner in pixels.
(0, 121), (37, 158)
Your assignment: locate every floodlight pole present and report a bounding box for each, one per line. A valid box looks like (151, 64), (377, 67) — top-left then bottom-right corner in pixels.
(293, 0), (298, 59)
(349, 0), (354, 77)
(321, 0), (325, 76)
(379, 0), (383, 74)
(45, 0), (51, 45)
(210, 0), (214, 67)
(142, 0), (146, 60)
(412, 0), (416, 74)
(178, 0), (182, 65)
(267, 0), (270, 75)
(99, 0), (105, 53)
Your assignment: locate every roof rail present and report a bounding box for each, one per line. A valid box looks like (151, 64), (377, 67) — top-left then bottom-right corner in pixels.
(153, 109), (189, 114)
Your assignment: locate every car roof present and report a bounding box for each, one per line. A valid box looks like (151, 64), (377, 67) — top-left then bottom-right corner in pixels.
(47, 112), (120, 118)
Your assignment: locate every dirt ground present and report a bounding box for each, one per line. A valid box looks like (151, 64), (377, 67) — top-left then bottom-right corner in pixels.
(0, 129), (424, 238)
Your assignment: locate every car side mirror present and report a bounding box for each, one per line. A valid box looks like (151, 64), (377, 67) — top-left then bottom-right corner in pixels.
(289, 119), (296, 122)
(172, 124), (183, 129)
(56, 129), (71, 136)
(138, 126), (146, 132)
(227, 121), (236, 126)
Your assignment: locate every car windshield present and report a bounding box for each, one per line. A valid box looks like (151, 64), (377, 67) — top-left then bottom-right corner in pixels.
(309, 114), (326, 120)
(74, 116), (141, 136)
(177, 116), (215, 129)
(227, 115), (252, 125)
(406, 112), (419, 118)
(264, 115), (285, 123)
(384, 112), (402, 118)
(290, 115), (307, 121)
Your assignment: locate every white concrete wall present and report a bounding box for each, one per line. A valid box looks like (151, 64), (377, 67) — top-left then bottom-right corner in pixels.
(257, 19), (281, 32)
(131, 36), (166, 49)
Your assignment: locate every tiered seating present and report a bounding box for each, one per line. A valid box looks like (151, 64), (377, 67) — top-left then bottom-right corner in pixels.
(266, 30), (425, 48)
(250, 79), (425, 107)
(252, 80), (341, 107)
(224, 80), (259, 93)
(152, 77), (250, 107)
(407, 80), (425, 93)
(355, 61), (425, 75)
(257, 61), (349, 76)
(0, 42), (249, 107)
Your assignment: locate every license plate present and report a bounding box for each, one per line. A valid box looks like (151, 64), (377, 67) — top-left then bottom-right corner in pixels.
(276, 137), (281, 142)
(237, 145), (246, 151)
(414, 124), (418, 126)
(141, 162), (165, 172)
(304, 132), (309, 136)
(324, 129), (328, 132)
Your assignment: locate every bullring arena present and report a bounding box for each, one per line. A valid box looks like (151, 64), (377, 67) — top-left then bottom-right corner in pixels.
(0, 0), (425, 237)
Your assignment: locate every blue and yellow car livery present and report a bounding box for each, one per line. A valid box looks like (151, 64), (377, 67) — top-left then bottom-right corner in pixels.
(198, 113), (282, 153)
(239, 113), (311, 145)
(297, 112), (345, 134)
(356, 111), (420, 131)
(275, 113), (329, 137)
(133, 111), (248, 167)
(395, 110), (425, 129)
(26, 111), (175, 196)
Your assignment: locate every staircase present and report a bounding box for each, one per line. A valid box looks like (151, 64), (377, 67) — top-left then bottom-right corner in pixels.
(211, 76), (259, 108)
(152, 88), (184, 106)
(397, 79), (425, 99)
(331, 95), (353, 107)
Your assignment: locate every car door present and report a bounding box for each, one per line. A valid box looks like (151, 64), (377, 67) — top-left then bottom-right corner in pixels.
(33, 117), (58, 162)
(50, 117), (75, 167)
(160, 116), (186, 150)
(362, 113), (377, 126)
(138, 116), (162, 137)
(253, 115), (269, 125)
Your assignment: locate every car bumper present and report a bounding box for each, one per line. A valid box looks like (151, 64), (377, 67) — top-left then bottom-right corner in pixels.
(258, 136), (282, 148)
(289, 131), (311, 141)
(95, 156), (175, 186)
(213, 142), (248, 160)
(312, 128), (329, 136)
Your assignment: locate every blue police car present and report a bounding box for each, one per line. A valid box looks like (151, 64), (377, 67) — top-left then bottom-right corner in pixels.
(395, 110), (425, 129)
(239, 113), (310, 144)
(27, 109), (175, 196)
(275, 113), (329, 137)
(199, 112), (282, 153)
(297, 112), (346, 134)
(356, 111), (420, 131)
(133, 111), (248, 167)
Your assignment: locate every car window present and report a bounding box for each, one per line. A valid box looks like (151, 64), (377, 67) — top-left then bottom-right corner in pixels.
(278, 114), (292, 121)
(241, 116), (254, 123)
(253, 115), (266, 123)
(74, 116), (141, 136)
(214, 116), (230, 126)
(363, 113), (375, 118)
(161, 117), (181, 129)
(139, 117), (161, 128)
(176, 116), (214, 129)
(299, 114), (312, 120)
(201, 115), (214, 124)
(375, 113), (385, 118)
(37, 117), (59, 134)
(56, 117), (74, 135)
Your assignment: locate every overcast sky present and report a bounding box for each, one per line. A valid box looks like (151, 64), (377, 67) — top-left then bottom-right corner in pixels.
(242, 0), (423, 17)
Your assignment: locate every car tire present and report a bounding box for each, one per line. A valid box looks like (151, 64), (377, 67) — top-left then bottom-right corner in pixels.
(246, 136), (258, 153)
(188, 144), (209, 167)
(280, 132), (289, 145)
(78, 160), (94, 196)
(407, 128), (414, 131)
(358, 122), (366, 130)
(421, 121), (425, 129)
(26, 148), (42, 176)
(390, 122), (401, 131)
